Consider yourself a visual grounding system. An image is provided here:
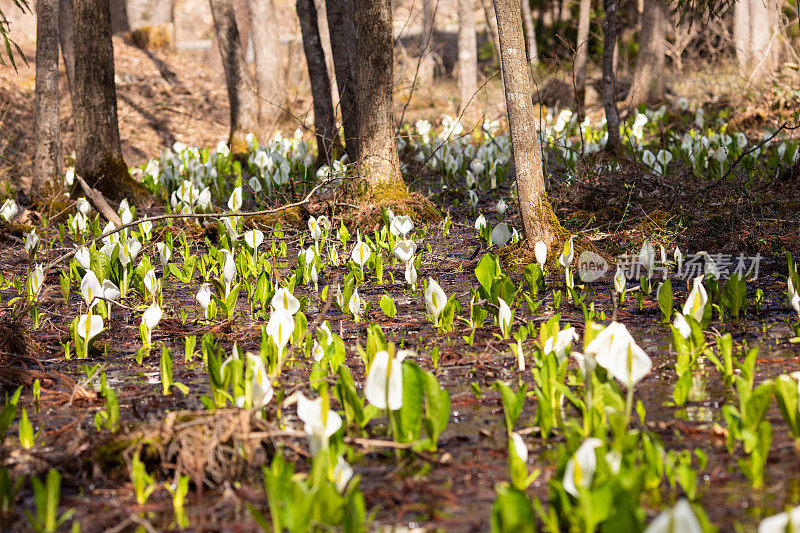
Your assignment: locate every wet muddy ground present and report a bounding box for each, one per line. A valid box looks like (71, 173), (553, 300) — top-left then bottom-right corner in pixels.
(1, 196), (799, 532)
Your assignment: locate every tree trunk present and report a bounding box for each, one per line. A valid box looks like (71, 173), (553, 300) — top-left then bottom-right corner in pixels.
(58, 0), (75, 95)
(249, 0), (285, 127)
(33, 0), (62, 199)
(601, 0), (620, 152)
(420, 0), (436, 82)
(480, 0), (501, 64)
(458, 0), (478, 115)
(734, 0), (780, 77)
(520, 0), (538, 67)
(209, 0), (260, 155)
(574, 0), (591, 118)
(626, 0), (666, 106)
(314, 0), (339, 115)
(72, 0), (146, 203)
(108, 0), (130, 35)
(297, 0), (340, 162)
(326, 0), (359, 163)
(125, 0), (174, 29)
(494, 0), (562, 248)
(352, 0), (404, 198)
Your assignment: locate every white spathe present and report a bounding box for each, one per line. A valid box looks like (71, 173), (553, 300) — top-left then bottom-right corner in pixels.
(350, 240), (371, 266)
(392, 239), (417, 263)
(510, 432), (528, 462)
(534, 241), (547, 270)
(77, 313), (104, 342)
(562, 438), (603, 497)
(425, 278), (447, 322)
(584, 321), (652, 388)
(544, 327), (578, 361)
(644, 499), (702, 533)
(364, 350), (406, 410)
(244, 229), (264, 250)
(142, 303), (163, 330)
(682, 275), (708, 323)
(491, 223), (512, 247)
(80, 271), (103, 308)
(267, 308), (294, 355)
(297, 393), (342, 455)
(558, 235), (575, 268)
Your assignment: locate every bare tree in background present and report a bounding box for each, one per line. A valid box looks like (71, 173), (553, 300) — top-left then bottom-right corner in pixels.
(458, 0), (478, 114)
(72, 0), (147, 202)
(352, 0), (405, 198)
(494, 0), (562, 248)
(249, 0), (286, 126)
(601, 0), (620, 152)
(733, 0), (781, 78)
(297, 0), (340, 162)
(326, 0), (359, 163)
(32, 0), (61, 200)
(420, 0), (436, 82)
(626, 0), (666, 106)
(520, 0), (538, 67)
(209, 0), (260, 155)
(574, 0), (591, 119)
(314, 0), (339, 113)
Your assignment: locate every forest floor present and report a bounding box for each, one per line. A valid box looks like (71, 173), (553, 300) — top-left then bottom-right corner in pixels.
(1, 38), (800, 532)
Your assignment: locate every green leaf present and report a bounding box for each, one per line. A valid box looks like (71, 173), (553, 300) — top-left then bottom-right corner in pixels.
(379, 294), (397, 318)
(491, 484), (535, 533)
(657, 280), (673, 323)
(394, 361), (425, 443)
(475, 254), (498, 295)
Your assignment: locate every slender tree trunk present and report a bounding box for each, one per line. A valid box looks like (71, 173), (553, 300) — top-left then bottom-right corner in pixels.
(108, 0), (130, 35)
(33, 0), (62, 199)
(458, 0), (478, 115)
(520, 0), (538, 67)
(494, 0), (562, 248)
(559, 0), (572, 21)
(480, 0), (501, 64)
(58, 0), (75, 95)
(297, 0), (340, 162)
(601, 0), (620, 152)
(72, 0), (146, 202)
(314, 0), (339, 114)
(249, 0), (285, 127)
(734, 0), (780, 77)
(326, 0), (359, 163)
(574, 0), (591, 118)
(626, 0), (666, 106)
(209, 0), (260, 155)
(352, 0), (404, 197)
(420, 0), (436, 82)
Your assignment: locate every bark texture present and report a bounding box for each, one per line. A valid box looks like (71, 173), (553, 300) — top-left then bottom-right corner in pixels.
(353, 0), (403, 195)
(58, 0), (75, 95)
(209, 0), (260, 155)
(494, 0), (562, 248)
(626, 0), (666, 106)
(520, 0), (538, 67)
(326, 0), (359, 163)
(249, 0), (285, 126)
(72, 0), (146, 202)
(297, 0), (340, 162)
(457, 0), (478, 114)
(33, 0), (62, 198)
(601, 0), (620, 152)
(574, 0), (591, 118)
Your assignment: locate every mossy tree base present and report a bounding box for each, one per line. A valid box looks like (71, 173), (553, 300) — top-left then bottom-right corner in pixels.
(344, 175), (441, 229)
(77, 154), (151, 206)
